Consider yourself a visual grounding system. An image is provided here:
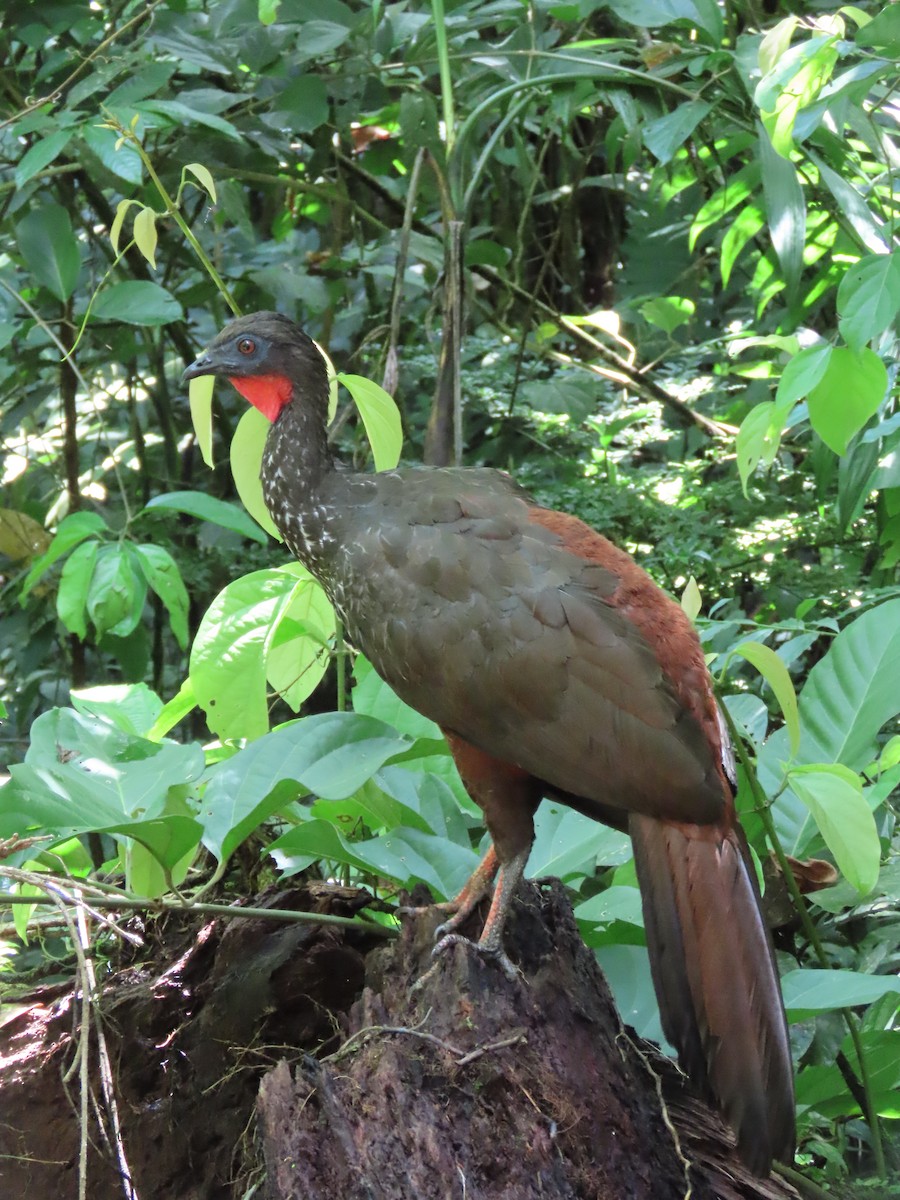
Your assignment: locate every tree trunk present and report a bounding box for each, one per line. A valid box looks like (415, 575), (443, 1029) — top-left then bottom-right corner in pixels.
(258, 881), (798, 1200)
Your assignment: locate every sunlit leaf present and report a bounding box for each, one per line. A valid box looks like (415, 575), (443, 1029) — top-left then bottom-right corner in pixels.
(56, 539), (99, 640)
(337, 373), (403, 470)
(132, 205), (158, 269)
(134, 543), (190, 649)
(230, 406), (281, 538)
(20, 512), (108, 599)
(837, 253), (900, 353)
(731, 640), (800, 756)
(807, 347), (887, 455)
(788, 764), (880, 894)
(189, 374), (215, 468)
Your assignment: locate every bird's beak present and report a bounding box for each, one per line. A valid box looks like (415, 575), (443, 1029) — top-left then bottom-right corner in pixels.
(182, 352), (215, 383)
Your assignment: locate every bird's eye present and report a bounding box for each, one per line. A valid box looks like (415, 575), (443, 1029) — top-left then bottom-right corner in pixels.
(237, 337), (256, 356)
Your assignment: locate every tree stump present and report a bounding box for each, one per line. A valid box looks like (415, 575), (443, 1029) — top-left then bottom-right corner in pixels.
(258, 880), (799, 1200)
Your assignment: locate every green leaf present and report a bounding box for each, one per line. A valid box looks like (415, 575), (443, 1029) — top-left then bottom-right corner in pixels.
(189, 374), (215, 469)
(529, 801), (631, 879)
(337, 373), (403, 471)
(575, 885), (644, 930)
(190, 568), (309, 739)
(640, 296), (695, 334)
(15, 129), (74, 188)
(856, 3), (900, 55)
(775, 343), (832, 406)
(81, 123), (143, 184)
(758, 123), (805, 296)
(352, 656), (444, 741)
(144, 490), (269, 545)
(56, 539), (100, 639)
(16, 205), (80, 302)
(132, 206), (158, 269)
(781, 968), (900, 1017)
(690, 163), (759, 250)
(812, 152), (889, 257)
(110, 198), (139, 254)
(720, 204), (765, 287)
(200, 713), (414, 861)
(270, 818), (478, 901)
(133, 543), (190, 649)
(605, 0), (721, 42)
(147, 678), (197, 742)
(759, 599), (900, 854)
(807, 347), (888, 455)
(788, 764), (880, 895)
(642, 101), (710, 164)
(92, 281), (182, 325)
(291, 20), (352, 61)
(0, 708), (204, 872)
(264, 566), (335, 710)
(260, 1), (282, 28)
(71, 683), (163, 738)
(731, 640), (800, 757)
(20, 511), (108, 599)
(837, 253), (900, 353)
(230, 406), (281, 538)
(87, 545), (147, 639)
(736, 403), (775, 495)
(183, 161), (217, 204)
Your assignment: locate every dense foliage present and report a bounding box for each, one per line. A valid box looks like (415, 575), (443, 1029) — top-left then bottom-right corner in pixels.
(1, 0), (899, 1189)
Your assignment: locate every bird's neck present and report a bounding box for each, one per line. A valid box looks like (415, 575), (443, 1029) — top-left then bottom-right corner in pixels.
(261, 390), (340, 575)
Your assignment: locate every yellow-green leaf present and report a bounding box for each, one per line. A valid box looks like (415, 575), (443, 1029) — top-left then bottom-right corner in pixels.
(680, 576), (701, 621)
(337, 372), (403, 471)
(731, 640), (800, 757)
(788, 763), (880, 894)
(110, 198), (138, 254)
(188, 374), (215, 468)
(132, 206), (158, 269)
(230, 406), (281, 540)
(184, 162), (217, 205)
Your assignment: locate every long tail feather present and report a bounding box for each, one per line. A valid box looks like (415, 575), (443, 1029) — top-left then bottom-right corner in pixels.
(630, 812), (795, 1175)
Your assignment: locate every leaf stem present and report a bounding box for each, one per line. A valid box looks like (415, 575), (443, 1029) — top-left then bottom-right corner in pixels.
(115, 121), (240, 316)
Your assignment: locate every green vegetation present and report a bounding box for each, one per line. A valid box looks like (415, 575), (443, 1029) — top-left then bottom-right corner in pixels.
(1, 0), (898, 1187)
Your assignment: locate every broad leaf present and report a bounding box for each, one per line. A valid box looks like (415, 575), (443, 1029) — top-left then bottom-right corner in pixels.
(230, 405), (281, 538)
(338, 373), (403, 471)
(144, 490), (269, 545)
(787, 764), (880, 894)
(200, 712), (415, 861)
(781, 968), (900, 1017)
(92, 281), (182, 325)
(807, 347), (887, 455)
(20, 511), (108, 599)
(191, 567), (322, 739)
(16, 205), (80, 301)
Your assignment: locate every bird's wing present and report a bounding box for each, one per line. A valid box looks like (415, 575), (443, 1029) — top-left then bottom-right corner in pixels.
(333, 470), (725, 824)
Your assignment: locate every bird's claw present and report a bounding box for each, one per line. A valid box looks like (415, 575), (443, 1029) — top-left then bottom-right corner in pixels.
(432, 931), (522, 983)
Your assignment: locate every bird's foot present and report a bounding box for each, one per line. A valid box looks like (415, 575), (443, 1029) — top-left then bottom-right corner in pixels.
(432, 931), (522, 983)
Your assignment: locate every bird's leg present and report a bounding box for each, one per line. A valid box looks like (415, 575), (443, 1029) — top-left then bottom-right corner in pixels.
(426, 732), (541, 980)
(398, 845), (498, 923)
(433, 845), (531, 981)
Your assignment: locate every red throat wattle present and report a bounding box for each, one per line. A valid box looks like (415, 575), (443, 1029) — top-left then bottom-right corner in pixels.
(228, 373), (293, 422)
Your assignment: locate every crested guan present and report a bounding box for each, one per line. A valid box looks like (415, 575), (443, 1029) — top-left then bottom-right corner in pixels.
(184, 312), (795, 1175)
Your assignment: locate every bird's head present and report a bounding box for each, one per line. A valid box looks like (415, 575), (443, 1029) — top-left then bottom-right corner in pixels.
(182, 311), (329, 423)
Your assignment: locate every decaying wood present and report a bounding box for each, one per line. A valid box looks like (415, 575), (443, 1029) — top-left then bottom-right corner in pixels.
(258, 881), (799, 1200)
